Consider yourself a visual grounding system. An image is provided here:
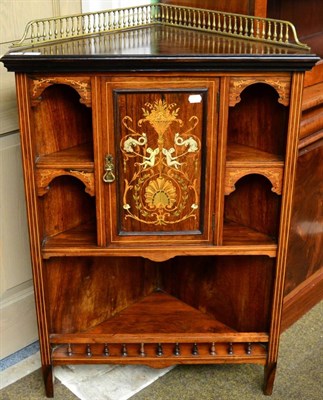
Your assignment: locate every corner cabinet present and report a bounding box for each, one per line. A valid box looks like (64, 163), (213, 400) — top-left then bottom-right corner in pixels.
(2, 4), (318, 397)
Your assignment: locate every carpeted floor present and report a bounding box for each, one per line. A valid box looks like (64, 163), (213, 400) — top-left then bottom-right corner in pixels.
(1, 302), (322, 400)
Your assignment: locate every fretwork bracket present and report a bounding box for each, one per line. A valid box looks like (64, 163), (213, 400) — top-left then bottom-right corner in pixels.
(229, 77), (291, 107)
(35, 169), (95, 197)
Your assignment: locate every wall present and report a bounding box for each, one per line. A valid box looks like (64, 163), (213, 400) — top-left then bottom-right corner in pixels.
(0, 0), (82, 359)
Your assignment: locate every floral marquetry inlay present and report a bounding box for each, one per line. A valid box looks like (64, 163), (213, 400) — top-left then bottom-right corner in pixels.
(120, 99), (201, 226)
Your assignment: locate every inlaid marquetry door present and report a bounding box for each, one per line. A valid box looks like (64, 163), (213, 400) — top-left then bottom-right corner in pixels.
(100, 77), (219, 245)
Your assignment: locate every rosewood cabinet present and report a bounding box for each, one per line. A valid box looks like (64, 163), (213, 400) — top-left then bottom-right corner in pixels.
(1, 4), (318, 397)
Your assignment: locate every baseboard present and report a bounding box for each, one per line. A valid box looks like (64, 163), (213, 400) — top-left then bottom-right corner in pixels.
(0, 286), (38, 359)
(281, 267), (323, 332)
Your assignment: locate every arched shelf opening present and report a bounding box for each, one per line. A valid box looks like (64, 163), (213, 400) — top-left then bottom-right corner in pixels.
(224, 169), (283, 196)
(38, 175), (96, 247)
(31, 83), (93, 159)
(227, 82), (289, 158)
(223, 174), (281, 245)
(36, 169), (95, 197)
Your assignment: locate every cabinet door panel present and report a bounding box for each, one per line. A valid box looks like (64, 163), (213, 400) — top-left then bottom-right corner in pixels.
(102, 78), (218, 244)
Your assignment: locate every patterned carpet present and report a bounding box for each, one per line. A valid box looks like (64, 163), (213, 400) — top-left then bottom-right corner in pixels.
(1, 302), (322, 400)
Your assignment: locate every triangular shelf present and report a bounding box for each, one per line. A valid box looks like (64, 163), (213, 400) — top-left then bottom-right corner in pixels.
(87, 291), (233, 336)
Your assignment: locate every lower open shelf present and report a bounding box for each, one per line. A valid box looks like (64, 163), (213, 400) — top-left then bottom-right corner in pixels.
(50, 292), (268, 365)
(42, 222), (277, 259)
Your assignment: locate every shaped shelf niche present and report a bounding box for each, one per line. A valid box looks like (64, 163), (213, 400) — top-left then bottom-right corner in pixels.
(28, 81), (97, 250)
(30, 81), (95, 196)
(38, 176), (97, 250)
(222, 81), (289, 248)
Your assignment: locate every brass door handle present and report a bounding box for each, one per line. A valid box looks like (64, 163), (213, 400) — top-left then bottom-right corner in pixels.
(103, 154), (115, 183)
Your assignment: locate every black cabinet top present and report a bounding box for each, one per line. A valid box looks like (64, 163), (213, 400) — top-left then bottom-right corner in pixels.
(1, 4), (319, 72)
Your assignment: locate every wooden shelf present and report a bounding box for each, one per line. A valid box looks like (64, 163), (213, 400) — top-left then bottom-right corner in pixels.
(43, 221), (97, 249)
(226, 143), (284, 167)
(42, 222), (277, 259)
(36, 143), (94, 169)
(223, 220), (277, 246)
(66, 291), (235, 337)
(225, 143), (284, 195)
(35, 144), (95, 196)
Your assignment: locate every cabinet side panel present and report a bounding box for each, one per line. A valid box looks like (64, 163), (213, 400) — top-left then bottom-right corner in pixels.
(285, 139), (323, 295)
(267, 72), (305, 369)
(15, 73), (52, 373)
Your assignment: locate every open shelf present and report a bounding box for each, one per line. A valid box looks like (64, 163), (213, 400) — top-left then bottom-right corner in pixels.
(32, 83), (93, 158)
(35, 143), (95, 197)
(226, 143), (284, 167)
(51, 291), (236, 337)
(50, 291), (268, 364)
(223, 220), (276, 246)
(43, 221), (97, 249)
(225, 81), (289, 200)
(44, 257), (274, 334)
(223, 174), (281, 244)
(38, 176), (97, 245)
(36, 142), (94, 170)
(87, 291), (233, 336)
(42, 225), (277, 258)
(225, 143), (284, 195)
(227, 83), (289, 157)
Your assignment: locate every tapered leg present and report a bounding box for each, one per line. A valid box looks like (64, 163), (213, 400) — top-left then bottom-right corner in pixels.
(263, 362), (277, 395)
(43, 364), (54, 398)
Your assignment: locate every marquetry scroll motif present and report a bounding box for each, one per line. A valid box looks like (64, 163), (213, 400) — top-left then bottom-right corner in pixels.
(120, 99), (201, 227)
(229, 77), (291, 107)
(35, 169), (95, 196)
(224, 168), (283, 195)
(29, 76), (91, 107)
